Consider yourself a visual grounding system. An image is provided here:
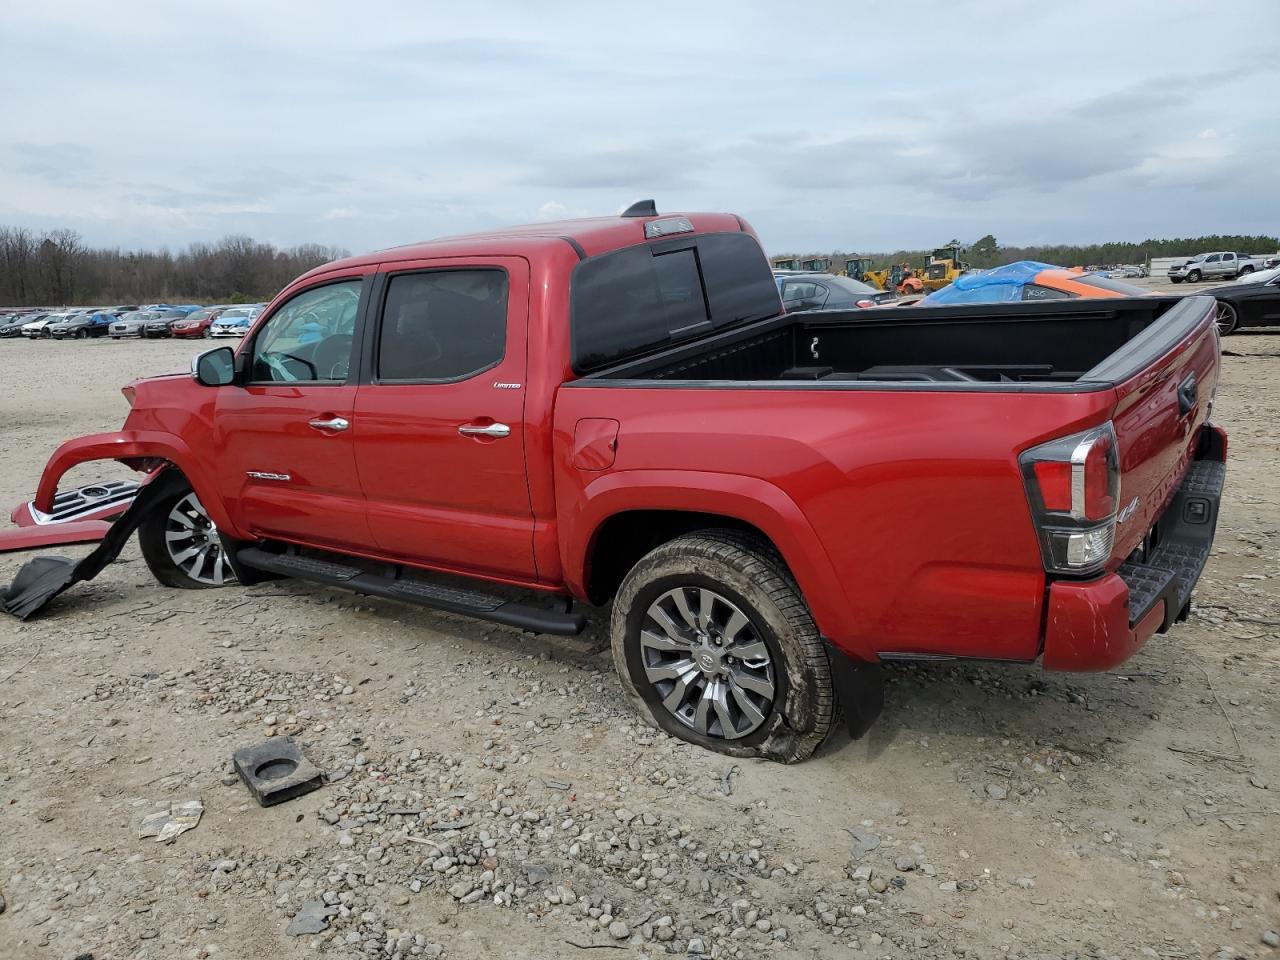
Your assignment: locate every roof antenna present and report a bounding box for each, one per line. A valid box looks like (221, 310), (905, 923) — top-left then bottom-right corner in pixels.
(621, 199), (657, 218)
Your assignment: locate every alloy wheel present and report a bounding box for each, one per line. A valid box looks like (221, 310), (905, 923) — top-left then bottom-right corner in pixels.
(640, 586), (776, 740)
(164, 492), (235, 585)
(1215, 302), (1237, 336)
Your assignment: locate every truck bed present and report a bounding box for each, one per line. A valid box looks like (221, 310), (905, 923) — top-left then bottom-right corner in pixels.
(581, 296), (1209, 391)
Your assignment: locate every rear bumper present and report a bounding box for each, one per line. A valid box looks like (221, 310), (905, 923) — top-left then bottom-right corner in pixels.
(1042, 437), (1226, 672)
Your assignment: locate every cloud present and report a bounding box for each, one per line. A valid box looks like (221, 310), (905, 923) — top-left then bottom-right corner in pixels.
(0, 0), (1277, 255)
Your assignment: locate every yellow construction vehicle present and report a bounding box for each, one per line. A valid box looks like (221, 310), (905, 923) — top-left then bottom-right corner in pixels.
(799, 257), (831, 272)
(771, 256), (801, 271)
(845, 258), (924, 296)
(920, 245), (970, 292)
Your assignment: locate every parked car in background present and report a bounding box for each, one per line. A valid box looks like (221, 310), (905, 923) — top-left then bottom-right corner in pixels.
(209, 305), (263, 338)
(23, 312), (73, 338)
(169, 306), (228, 339)
(49, 310), (117, 339)
(1, 312), (46, 337)
(1168, 252), (1268, 283)
(921, 261), (1148, 305)
(1199, 264), (1280, 335)
(1108, 265), (1147, 279)
(143, 309), (200, 338)
(109, 310), (161, 338)
(774, 273), (897, 311)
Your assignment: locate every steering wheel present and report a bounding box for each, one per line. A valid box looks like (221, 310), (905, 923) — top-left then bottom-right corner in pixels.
(314, 334), (354, 380)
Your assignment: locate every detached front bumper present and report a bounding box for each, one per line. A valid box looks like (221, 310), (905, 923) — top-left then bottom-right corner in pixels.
(1042, 438), (1226, 672)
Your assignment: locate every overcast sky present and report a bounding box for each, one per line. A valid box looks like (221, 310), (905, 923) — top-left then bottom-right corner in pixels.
(2, 1), (1278, 256)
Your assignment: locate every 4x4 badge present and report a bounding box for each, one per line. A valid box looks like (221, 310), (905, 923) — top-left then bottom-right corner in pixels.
(1117, 497), (1139, 523)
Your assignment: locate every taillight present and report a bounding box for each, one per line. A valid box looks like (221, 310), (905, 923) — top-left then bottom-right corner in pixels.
(855, 299), (875, 308)
(1020, 422), (1121, 575)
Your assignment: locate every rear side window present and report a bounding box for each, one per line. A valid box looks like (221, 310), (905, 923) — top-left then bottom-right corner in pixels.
(377, 269), (508, 382)
(781, 281), (823, 303)
(571, 232), (780, 372)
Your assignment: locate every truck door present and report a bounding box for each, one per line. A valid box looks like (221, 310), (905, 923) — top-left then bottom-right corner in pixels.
(1219, 253), (1235, 278)
(351, 257), (537, 580)
(213, 274), (375, 550)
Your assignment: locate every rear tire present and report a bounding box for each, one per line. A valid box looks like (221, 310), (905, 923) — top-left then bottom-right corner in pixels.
(139, 485), (236, 589)
(1239, 265), (1254, 277)
(610, 530), (836, 763)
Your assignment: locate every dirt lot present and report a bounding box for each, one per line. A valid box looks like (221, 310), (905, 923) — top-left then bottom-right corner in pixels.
(0, 326), (1277, 960)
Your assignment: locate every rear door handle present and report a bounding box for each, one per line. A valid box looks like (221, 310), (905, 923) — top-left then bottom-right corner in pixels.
(309, 417), (350, 432)
(458, 422), (510, 439)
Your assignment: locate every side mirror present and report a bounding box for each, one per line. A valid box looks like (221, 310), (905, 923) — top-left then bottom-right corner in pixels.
(192, 346), (236, 387)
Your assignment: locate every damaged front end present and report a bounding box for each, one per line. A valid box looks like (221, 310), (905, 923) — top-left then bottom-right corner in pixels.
(2, 478), (140, 553)
(2, 469), (188, 619)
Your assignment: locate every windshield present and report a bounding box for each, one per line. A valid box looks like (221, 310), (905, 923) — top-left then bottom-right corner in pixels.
(1071, 274), (1148, 295)
(1235, 265), (1280, 284)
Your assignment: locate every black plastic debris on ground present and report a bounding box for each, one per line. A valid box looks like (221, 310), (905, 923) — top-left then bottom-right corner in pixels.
(232, 737), (323, 807)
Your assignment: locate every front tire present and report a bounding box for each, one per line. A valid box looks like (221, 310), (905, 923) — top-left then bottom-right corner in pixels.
(1187, 269), (1202, 283)
(138, 486), (236, 589)
(610, 530), (835, 763)
(1215, 301), (1239, 336)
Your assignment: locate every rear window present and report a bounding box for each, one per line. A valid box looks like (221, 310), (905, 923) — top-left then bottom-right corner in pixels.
(1072, 274), (1148, 296)
(571, 232), (780, 372)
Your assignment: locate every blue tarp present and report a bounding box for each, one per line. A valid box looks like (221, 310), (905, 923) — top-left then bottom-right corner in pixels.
(921, 260), (1061, 305)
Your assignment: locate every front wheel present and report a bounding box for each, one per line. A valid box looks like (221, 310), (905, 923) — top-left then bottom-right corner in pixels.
(610, 530), (836, 762)
(138, 486), (236, 588)
(1215, 301), (1238, 336)
(76, 329), (88, 340)
(1187, 269), (1202, 282)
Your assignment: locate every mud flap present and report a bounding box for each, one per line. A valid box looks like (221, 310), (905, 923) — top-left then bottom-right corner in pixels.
(1, 469), (189, 620)
(825, 641), (884, 740)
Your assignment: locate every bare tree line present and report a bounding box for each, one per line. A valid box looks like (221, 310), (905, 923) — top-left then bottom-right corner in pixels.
(0, 226), (350, 307)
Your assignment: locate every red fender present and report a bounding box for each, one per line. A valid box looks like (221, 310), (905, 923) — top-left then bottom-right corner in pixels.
(32, 431), (234, 533)
(559, 469), (870, 660)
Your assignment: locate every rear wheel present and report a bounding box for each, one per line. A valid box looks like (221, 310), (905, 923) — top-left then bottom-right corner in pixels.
(139, 487), (236, 589)
(1215, 301), (1238, 336)
(610, 530), (836, 762)
(1239, 266), (1255, 277)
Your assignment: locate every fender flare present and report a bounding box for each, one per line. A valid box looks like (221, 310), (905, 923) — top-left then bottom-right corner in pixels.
(562, 469), (869, 658)
(33, 431), (233, 533)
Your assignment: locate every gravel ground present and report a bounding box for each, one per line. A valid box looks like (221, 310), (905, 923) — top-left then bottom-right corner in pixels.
(0, 327), (1277, 960)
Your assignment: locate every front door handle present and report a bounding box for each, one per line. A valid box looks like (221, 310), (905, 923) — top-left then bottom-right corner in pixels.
(458, 422), (511, 439)
(309, 416), (350, 432)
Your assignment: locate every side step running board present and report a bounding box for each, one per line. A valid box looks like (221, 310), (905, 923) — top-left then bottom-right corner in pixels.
(236, 547), (587, 636)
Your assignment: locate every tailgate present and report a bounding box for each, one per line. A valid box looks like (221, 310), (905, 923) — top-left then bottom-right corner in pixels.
(1091, 295), (1221, 566)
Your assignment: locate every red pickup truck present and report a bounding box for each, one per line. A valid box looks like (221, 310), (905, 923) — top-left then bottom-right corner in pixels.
(3, 203), (1226, 762)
